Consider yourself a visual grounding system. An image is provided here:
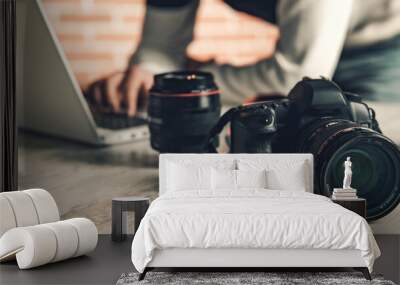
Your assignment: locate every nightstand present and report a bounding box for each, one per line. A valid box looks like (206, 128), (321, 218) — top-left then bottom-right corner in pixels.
(332, 198), (366, 218)
(112, 197), (150, 242)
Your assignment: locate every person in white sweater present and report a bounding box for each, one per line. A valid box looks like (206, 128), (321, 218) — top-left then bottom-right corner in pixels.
(86, 0), (400, 116)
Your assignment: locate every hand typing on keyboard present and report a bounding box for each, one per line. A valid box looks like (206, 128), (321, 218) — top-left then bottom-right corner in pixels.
(83, 66), (153, 129)
(83, 66), (154, 116)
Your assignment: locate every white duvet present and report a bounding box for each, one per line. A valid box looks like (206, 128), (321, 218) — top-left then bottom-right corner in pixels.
(131, 190), (380, 273)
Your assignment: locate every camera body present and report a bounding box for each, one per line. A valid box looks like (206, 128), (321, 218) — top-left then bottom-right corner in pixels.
(208, 78), (400, 221)
(230, 98), (289, 153)
(230, 78), (377, 153)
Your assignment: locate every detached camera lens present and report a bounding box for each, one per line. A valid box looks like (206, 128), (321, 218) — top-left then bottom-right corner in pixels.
(148, 71), (221, 153)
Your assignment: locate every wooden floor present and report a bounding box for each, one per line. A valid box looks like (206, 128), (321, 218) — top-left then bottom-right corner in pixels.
(0, 235), (133, 285)
(1, 235), (399, 284)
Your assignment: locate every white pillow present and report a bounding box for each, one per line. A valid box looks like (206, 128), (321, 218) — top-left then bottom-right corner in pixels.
(212, 169), (236, 190)
(266, 163), (307, 191)
(236, 169), (267, 189)
(212, 169), (268, 190)
(237, 159), (308, 192)
(167, 162), (212, 191)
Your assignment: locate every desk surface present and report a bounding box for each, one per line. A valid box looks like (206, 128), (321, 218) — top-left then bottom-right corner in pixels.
(18, 131), (159, 234)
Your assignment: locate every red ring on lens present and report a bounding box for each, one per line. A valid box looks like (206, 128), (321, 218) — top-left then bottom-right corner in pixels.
(150, 90), (220, 97)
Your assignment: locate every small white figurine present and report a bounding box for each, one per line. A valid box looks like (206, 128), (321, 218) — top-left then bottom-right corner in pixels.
(343, 157), (353, 189)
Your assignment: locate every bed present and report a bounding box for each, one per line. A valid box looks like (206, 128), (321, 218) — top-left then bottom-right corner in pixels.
(131, 154), (380, 280)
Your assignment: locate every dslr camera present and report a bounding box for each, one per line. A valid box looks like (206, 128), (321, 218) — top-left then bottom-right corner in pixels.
(208, 78), (400, 221)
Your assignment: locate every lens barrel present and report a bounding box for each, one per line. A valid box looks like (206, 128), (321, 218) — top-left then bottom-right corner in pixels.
(148, 71), (221, 153)
(297, 119), (400, 221)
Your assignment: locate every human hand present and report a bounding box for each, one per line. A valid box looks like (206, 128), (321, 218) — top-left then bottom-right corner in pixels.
(84, 65), (154, 116)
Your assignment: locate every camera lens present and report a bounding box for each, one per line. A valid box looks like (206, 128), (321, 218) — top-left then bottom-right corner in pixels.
(297, 119), (400, 221)
(148, 71), (221, 153)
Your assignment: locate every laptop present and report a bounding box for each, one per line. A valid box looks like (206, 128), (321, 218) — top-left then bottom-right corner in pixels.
(16, 0), (149, 145)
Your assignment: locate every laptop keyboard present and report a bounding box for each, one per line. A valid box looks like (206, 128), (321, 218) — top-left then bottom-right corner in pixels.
(92, 112), (147, 130)
(83, 82), (148, 130)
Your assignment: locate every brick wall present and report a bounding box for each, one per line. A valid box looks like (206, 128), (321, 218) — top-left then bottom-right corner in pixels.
(42, 0), (279, 89)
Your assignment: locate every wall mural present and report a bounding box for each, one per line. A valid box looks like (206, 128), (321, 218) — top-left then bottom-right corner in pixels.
(16, 0), (400, 235)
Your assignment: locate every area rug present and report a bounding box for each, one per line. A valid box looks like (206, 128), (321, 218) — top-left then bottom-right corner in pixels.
(116, 272), (395, 285)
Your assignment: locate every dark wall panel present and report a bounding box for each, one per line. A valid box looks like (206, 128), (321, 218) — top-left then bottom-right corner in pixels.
(0, 0), (17, 192)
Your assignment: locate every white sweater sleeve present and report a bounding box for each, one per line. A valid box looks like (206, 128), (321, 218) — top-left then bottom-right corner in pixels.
(202, 0), (354, 104)
(130, 1), (199, 73)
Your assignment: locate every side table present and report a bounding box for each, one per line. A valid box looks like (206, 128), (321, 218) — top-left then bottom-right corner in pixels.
(112, 197), (150, 242)
(332, 198), (367, 218)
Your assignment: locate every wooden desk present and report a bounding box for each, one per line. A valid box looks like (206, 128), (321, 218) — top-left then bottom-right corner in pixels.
(18, 131), (159, 234)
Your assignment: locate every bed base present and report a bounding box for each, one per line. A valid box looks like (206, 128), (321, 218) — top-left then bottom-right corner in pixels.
(354, 267), (372, 280)
(138, 268), (150, 281)
(138, 248), (372, 281)
(138, 267), (371, 281)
